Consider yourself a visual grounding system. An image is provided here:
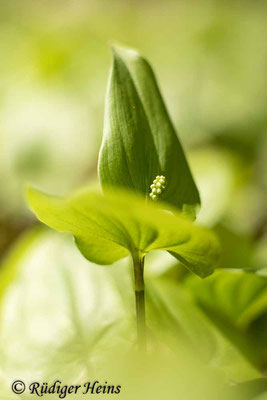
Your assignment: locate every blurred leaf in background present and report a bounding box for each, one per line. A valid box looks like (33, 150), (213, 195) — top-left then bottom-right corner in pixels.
(0, 228), (266, 400)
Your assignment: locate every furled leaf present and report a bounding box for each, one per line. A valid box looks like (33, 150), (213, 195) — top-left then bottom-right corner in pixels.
(27, 187), (219, 278)
(98, 45), (200, 213)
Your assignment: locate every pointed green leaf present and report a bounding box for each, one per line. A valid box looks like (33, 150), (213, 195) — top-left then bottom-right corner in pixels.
(27, 187), (219, 278)
(98, 45), (200, 212)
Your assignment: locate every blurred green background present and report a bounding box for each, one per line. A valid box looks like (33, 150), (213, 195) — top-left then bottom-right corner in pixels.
(0, 1), (267, 398)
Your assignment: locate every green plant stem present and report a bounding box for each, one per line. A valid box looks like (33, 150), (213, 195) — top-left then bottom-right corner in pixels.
(132, 252), (146, 351)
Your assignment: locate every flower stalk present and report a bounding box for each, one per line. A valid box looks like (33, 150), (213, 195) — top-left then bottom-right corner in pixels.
(132, 251), (146, 351)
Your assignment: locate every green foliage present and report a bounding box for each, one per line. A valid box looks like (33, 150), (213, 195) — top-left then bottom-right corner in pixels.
(147, 278), (260, 381)
(1, 3), (267, 398)
(27, 187), (219, 278)
(0, 227), (44, 311)
(185, 270), (267, 369)
(98, 45), (200, 213)
(0, 230), (260, 384)
(1, 228), (266, 398)
(186, 270), (267, 330)
(215, 224), (258, 270)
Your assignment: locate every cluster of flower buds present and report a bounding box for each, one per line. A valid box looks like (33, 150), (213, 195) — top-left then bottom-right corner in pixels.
(149, 175), (166, 201)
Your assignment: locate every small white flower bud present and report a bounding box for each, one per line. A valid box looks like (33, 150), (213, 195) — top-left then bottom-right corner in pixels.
(149, 175), (167, 201)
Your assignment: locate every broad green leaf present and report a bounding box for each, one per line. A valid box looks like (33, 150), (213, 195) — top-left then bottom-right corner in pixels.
(222, 379), (267, 400)
(186, 270), (267, 329)
(215, 224), (258, 270)
(98, 45), (200, 213)
(147, 278), (260, 382)
(185, 270), (267, 369)
(27, 187), (219, 278)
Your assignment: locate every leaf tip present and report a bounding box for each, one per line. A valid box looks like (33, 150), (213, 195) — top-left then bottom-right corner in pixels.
(25, 186), (47, 216)
(109, 42), (140, 62)
(25, 185), (37, 207)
